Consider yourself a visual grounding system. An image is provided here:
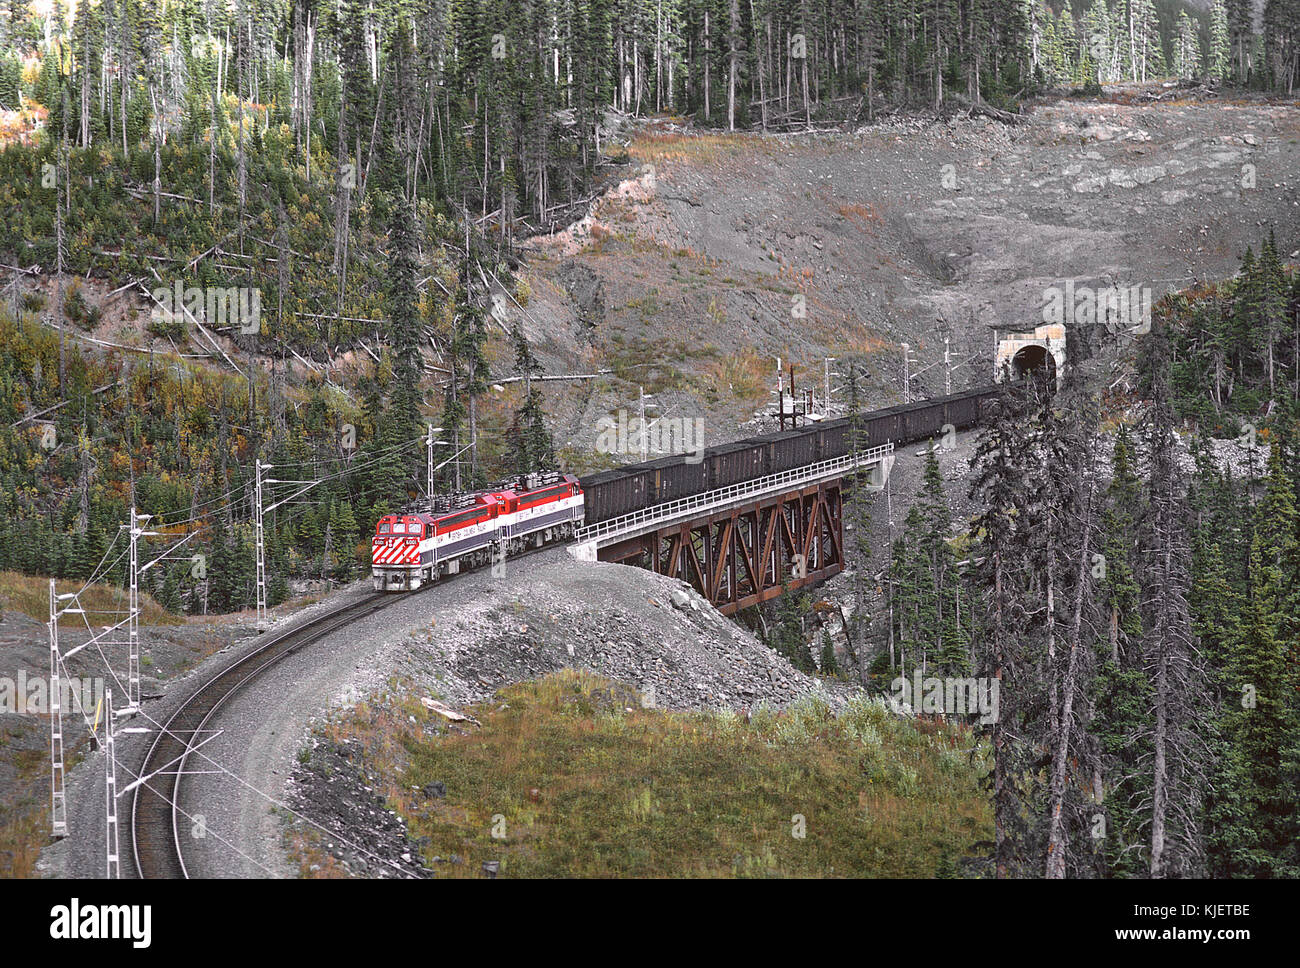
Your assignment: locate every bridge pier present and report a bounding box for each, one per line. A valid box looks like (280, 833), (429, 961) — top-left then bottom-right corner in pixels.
(572, 441), (895, 614)
(598, 479), (847, 615)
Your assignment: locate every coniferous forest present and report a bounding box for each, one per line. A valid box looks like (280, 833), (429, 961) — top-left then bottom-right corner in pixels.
(869, 243), (1300, 876)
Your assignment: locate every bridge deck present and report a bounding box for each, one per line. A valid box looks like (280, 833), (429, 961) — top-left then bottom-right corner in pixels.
(575, 442), (894, 550)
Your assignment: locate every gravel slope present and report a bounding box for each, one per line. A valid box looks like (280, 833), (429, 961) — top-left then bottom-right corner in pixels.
(519, 92), (1300, 449)
(40, 550), (847, 878)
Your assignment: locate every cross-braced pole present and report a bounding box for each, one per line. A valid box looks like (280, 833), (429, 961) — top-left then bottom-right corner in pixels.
(254, 459), (267, 632)
(104, 689), (120, 878)
(901, 343), (911, 403)
(427, 424), (435, 498)
(127, 507), (141, 711)
(49, 579), (67, 838)
(776, 366), (785, 430)
(638, 385), (648, 461)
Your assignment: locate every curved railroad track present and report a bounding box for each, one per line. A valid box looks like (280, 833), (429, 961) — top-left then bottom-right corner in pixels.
(130, 592), (403, 879)
(129, 538), (566, 879)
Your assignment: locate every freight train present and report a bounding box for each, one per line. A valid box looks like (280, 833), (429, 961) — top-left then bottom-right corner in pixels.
(371, 474), (584, 590)
(578, 384), (997, 524)
(372, 384), (998, 590)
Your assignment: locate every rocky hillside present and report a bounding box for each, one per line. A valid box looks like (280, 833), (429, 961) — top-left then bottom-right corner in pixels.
(508, 88), (1300, 457)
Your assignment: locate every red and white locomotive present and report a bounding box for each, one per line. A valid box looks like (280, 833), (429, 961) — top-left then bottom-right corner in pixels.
(371, 473), (584, 591)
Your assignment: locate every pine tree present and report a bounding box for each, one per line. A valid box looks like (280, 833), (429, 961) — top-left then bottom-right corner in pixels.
(1216, 536), (1300, 876)
(387, 193), (424, 462)
(819, 632), (838, 677)
(913, 446), (967, 675)
(1081, 0), (1111, 86)
(268, 571), (290, 608)
(1208, 0), (1231, 82)
(1226, 0), (1253, 82)
(1262, 0), (1299, 93)
(1199, 534), (1249, 878)
(1171, 11), (1199, 78)
(968, 383), (1042, 878)
(506, 323), (555, 474)
(1138, 319), (1209, 878)
(768, 588), (816, 673)
(1258, 233), (1290, 398)
(335, 500), (360, 580)
(1092, 425), (1152, 877)
(160, 565), (182, 613)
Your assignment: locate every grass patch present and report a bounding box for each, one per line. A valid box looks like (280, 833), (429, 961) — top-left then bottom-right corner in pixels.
(628, 130), (765, 167)
(696, 348), (770, 407)
(0, 745), (91, 878)
(601, 334), (700, 393)
(334, 670), (991, 877)
(285, 826), (351, 879)
(0, 807), (44, 878)
(0, 571), (182, 627)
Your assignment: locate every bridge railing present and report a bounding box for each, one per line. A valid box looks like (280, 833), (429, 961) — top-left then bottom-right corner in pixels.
(576, 443), (894, 546)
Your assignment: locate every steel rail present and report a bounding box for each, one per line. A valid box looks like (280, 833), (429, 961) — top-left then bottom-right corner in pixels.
(130, 592), (398, 879)
(129, 536), (566, 879)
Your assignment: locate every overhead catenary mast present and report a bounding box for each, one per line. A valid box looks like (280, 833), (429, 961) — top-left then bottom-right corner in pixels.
(104, 690), (120, 879)
(49, 579), (67, 838)
(125, 507), (157, 712)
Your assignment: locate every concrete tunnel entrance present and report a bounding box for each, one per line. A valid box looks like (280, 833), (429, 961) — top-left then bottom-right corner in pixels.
(995, 324), (1066, 391)
(1010, 344), (1057, 385)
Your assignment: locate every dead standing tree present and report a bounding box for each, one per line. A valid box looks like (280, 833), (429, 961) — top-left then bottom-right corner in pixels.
(968, 385), (1041, 877)
(1042, 379), (1104, 878)
(1139, 321), (1209, 878)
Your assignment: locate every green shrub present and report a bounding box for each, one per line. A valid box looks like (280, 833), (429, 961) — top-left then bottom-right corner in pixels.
(64, 282), (102, 330)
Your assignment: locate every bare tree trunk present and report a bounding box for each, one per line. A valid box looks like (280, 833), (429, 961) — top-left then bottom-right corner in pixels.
(80, 42), (90, 148)
(704, 11), (711, 119)
(655, 0), (662, 113)
(992, 550), (1009, 878)
(727, 0), (739, 131)
(120, 6), (129, 157)
(55, 136), (66, 389)
(1047, 489), (1095, 878)
(237, 9), (247, 253)
(75, 436), (93, 536)
(1150, 643), (1169, 876)
(468, 394), (478, 483)
(208, 14), (217, 214)
(152, 92), (161, 223)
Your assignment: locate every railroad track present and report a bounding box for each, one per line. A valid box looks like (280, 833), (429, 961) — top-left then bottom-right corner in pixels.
(130, 592), (402, 879)
(129, 539), (565, 879)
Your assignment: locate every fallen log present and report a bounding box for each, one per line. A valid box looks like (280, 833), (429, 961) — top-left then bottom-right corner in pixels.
(969, 101), (1026, 125)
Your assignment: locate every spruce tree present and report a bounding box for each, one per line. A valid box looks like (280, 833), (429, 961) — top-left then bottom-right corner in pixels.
(1138, 319), (1209, 878)
(1092, 426), (1152, 876)
(819, 632), (838, 677)
(968, 383), (1041, 877)
(387, 193), (424, 462)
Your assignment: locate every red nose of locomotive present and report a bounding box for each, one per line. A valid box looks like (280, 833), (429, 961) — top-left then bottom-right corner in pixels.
(372, 515), (427, 590)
